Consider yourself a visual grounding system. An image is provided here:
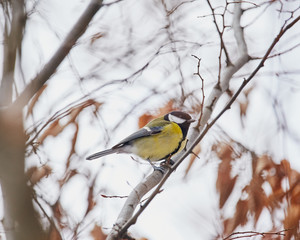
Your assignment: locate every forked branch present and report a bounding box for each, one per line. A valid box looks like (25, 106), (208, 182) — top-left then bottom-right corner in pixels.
(107, 2), (249, 239)
(107, 3), (300, 240)
(13, 0), (104, 109)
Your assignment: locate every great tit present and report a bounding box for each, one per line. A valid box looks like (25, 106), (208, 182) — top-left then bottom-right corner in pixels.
(86, 111), (195, 163)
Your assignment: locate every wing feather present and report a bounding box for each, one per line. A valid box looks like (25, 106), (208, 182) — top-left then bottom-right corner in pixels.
(112, 126), (163, 149)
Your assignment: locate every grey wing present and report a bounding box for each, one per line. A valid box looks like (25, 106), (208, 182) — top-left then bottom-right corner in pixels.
(112, 126), (162, 149)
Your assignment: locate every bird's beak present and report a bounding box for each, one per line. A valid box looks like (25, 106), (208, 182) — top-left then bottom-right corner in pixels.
(187, 119), (196, 123)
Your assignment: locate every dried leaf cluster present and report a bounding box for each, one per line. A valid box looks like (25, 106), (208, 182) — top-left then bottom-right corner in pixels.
(26, 98), (105, 239)
(214, 143), (300, 239)
(1, 0), (297, 239)
(26, 95), (300, 240)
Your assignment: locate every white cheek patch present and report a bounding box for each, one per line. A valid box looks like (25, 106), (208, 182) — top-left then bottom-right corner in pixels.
(168, 114), (186, 124)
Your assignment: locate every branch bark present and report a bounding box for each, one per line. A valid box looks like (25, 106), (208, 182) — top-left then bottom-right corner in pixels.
(13, 0), (104, 109)
(0, 2), (45, 240)
(107, 3), (300, 240)
(0, 0), (26, 106)
(0, 1), (104, 240)
(107, 2), (250, 239)
(0, 108), (47, 240)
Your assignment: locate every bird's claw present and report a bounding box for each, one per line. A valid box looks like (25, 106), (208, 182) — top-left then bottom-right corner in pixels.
(153, 165), (166, 174)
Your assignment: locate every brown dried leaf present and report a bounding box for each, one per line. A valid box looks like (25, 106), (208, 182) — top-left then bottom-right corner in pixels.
(223, 158), (268, 232)
(264, 159), (290, 207)
(93, 101), (103, 115)
(58, 169), (78, 187)
(91, 224), (106, 240)
(138, 114), (153, 128)
(87, 185), (96, 212)
(38, 99), (102, 144)
(281, 159), (291, 174)
(52, 202), (66, 229)
(281, 159), (300, 189)
(246, 156), (268, 223)
(74, 99), (103, 118)
(26, 84), (48, 118)
(65, 122), (79, 170)
(69, 99), (100, 121)
(239, 85), (254, 121)
(49, 225), (62, 240)
(216, 144), (236, 208)
(222, 150), (300, 237)
(282, 167), (300, 239)
(224, 200), (248, 235)
(244, 84), (254, 98)
(216, 144), (233, 162)
(283, 204), (300, 239)
(28, 165), (52, 185)
(291, 182), (300, 205)
(67, 99), (96, 124)
(267, 165), (284, 193)
(37, 119), (64, 144)
(255, 155), (273, 175)
(68, 107), (82, 124)
(247, 179), (268, 224)
(239, 101), (248, 118)
(267, 187), (285, 210)
(219, 175), (237, 209)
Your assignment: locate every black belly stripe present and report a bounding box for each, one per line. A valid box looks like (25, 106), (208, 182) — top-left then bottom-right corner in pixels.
(159, 137), (185, 160)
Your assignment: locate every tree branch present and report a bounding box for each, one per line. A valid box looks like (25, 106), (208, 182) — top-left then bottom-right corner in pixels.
(0, 0), (26, 106)
(206, 0), (232, 67)
(107, 2), (249, 239)
(0, 2), (47, 240)
(107, 3), (300, 240)
(13, 0), (104, 109)
(0, 1), (105, 240)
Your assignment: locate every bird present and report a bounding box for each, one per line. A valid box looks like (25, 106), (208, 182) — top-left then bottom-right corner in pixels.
(86, 111), (195, 166)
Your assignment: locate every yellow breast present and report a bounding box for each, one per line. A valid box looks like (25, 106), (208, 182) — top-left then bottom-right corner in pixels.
(132, 122), (184, 161)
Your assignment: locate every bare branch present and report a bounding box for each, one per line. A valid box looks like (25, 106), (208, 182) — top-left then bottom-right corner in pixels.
(13, 0), (104, 109)
(206, 0), (232, 67)
(0, 0), (26, 106)
(223, 229), (289, 240)
(0, 2), (49, 240)
(107, 171), (164, 239)
(107, 2), (249, 239)
(106, 3), (300, 239)
(196, 2), (249, 130)
(192, 55), (205, 123)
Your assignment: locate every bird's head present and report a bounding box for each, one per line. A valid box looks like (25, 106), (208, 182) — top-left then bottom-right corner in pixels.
(164, 111), (195, 137)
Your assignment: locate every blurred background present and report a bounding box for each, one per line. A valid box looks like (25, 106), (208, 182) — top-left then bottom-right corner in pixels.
(0, 0), (300, 239)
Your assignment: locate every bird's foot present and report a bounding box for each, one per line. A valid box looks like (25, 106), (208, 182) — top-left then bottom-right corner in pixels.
(147, 159), (165, 174)
(153, 165), (167, 174)
(156, 159), (174, 173)
(162, 158), (175, 167)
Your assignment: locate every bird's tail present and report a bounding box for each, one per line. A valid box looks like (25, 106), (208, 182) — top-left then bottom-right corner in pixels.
(86, 148), (118, 160)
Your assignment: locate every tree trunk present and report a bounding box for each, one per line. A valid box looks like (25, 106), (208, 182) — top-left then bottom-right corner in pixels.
(0, 107), (47, 240)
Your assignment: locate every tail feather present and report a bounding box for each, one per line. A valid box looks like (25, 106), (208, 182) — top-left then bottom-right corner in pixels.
(86, 148), (118, 160)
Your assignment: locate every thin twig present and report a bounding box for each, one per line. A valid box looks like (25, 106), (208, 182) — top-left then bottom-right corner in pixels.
(223, 229), (289, 240)
(192, 55), (205, 125)
(113, 11), (300, 240)
(14, 0), (104, 108)
(206, 0), (232, 67)
(32, 193), (62, 239)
